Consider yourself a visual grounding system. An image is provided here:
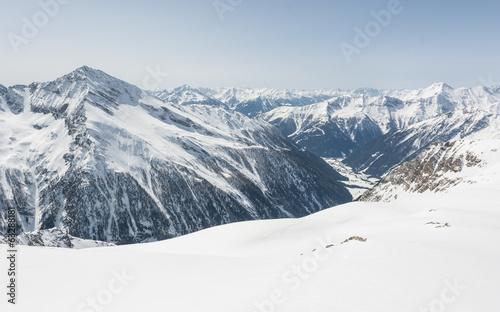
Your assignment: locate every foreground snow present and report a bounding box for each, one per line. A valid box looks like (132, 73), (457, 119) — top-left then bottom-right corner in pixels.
(1, 182), (499, 312)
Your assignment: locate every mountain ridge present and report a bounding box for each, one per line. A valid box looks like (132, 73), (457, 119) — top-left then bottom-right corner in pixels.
(262, 83), (499, 162)
(0, 67), (352, 245)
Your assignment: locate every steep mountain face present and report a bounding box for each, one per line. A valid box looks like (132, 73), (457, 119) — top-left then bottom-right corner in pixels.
(262, 83), (500, 159)
(358, 138), (500, 202)
(0, 67), (352, 245)
(261, 99), (388, 157)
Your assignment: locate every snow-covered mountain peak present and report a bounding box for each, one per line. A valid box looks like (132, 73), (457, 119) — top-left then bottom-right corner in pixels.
(415, 82), (454, 96)
(47, 66), (141, 97)
(172, 84), (195, 92)
(74, 65), (102, 76)
(429, 82), (453, 90)
(352, 87), (384, 97)
(55, 65), (110, 84)
(26, 66), (147, 118)
(0, 68), (352, 244)
(154, 84), (223, 106)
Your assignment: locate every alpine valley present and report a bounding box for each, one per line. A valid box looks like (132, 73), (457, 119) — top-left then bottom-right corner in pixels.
(1, 67), (500, 246)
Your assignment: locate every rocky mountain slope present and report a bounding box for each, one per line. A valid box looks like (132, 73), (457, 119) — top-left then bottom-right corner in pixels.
(0, 66), (351, 245)
(358, 137), (500, 202)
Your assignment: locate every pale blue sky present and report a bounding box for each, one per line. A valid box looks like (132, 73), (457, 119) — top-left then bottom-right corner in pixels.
(0, 0), (499, 90)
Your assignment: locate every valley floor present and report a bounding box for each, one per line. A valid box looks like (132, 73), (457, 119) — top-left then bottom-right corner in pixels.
(324, 157), (378, 199)
(1, 179), (499, 312)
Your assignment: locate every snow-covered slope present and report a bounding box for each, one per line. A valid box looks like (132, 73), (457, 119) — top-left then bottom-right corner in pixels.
(0, 66), (351, 245)
(1, 180), (499, 311)
(262, 83), (500, 159)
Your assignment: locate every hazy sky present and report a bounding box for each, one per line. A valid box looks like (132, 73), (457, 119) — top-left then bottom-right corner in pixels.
(0, 0), (499, 90)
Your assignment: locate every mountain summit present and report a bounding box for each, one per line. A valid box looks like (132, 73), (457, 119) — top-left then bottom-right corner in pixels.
(0, 68), (351, 244)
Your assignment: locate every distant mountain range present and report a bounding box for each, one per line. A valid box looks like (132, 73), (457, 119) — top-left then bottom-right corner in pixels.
(262, 83), (500, 177)
(155, 81), (499, 178)
(153, 85), (339, 117)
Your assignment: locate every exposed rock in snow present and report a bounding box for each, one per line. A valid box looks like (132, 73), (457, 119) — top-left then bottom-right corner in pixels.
(358, 139), (500, 202)
(0, 228), (114, 248)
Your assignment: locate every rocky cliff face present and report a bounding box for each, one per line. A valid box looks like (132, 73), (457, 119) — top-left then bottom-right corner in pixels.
(0, 67), (351, 245)
(358, 139), (494, 202)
